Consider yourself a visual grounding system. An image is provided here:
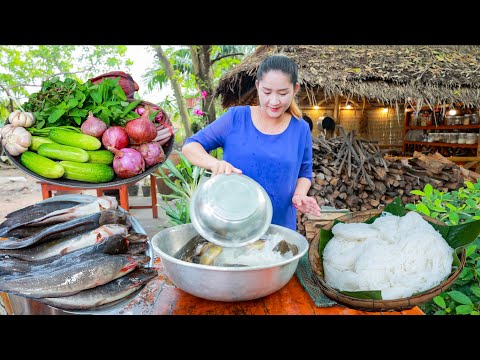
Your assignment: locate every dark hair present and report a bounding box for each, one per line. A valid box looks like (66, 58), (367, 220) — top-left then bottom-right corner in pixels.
(257, 54), (298, 85)
(256, 54), (301, 119)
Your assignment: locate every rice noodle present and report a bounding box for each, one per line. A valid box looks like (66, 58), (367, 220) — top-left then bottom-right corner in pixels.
(323, 212), (454, 300)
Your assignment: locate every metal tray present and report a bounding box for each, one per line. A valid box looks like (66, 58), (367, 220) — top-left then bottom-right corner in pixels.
(4, 194), (154, 315)
(3, 119), (174, 189)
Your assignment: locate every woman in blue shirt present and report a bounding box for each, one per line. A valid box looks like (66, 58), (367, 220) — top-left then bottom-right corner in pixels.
(182, 54), (321, 231)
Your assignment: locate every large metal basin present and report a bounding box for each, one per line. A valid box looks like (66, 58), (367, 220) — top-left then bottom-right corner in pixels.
(3, 194), (153, 315)
(151, 223), (308, 302)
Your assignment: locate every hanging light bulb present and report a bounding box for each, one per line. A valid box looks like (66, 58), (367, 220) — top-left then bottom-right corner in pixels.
(345, 104), (352, 110)
(448, 109), (457, 116)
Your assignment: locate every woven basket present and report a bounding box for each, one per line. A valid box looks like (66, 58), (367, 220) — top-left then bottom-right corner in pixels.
(308, 209), (466, 312)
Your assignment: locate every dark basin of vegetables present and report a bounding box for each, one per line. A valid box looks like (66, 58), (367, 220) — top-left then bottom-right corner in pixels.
(4, 121), (174, 189)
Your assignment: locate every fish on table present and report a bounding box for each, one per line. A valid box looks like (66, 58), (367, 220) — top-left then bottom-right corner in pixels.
(35, 268), (158, 310)
(0, 224), (130, 261)
(0, 209), (130, 250)
(0, 200), (82, 230)
(0, 253), (150, 298)
(0, 196), (118, 236)
(0, 232), (139, 276)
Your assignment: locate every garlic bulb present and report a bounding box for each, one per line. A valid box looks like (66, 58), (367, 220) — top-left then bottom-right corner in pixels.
(8, 110), (35, 128)
(1, 125), (32, 156)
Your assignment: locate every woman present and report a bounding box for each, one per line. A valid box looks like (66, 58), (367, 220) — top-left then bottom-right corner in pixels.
(182, 54), (321, 231)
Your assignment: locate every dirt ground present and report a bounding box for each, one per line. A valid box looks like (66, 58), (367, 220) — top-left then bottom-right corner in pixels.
(0, 167), (99, 223)
(0, 167), (47, 222)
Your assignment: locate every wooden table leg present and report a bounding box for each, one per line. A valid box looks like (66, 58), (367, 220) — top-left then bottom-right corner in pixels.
(118, 185), (129, 211)
(0, 292), (14, 315)
(96, 189), (104, 197)
(150, 175), (158, 218)
(41, 183), (52, 200)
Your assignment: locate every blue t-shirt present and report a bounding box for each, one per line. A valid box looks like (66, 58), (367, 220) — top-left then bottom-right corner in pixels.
(184, 105), (313, 230)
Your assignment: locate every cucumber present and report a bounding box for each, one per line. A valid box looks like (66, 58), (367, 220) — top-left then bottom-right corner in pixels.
(59, 161), (114, 183)
(86, 150), (114, 165)
(38, 143), (89, 162)
(49, 129), (102, 150)
(29, 136), (56, 152)
(20, 151), (64, 179)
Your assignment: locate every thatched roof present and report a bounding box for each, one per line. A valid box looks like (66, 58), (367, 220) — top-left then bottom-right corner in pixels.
(215, 45), (480, 110)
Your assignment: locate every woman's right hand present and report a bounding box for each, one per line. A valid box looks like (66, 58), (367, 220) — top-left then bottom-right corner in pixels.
(211, 160), (242, 176)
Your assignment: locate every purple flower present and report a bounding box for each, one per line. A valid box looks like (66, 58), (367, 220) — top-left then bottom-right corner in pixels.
(193, 109), (205, 116)
(201, 91), (208, 99)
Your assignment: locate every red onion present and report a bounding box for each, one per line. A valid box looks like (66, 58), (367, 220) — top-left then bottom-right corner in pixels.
(133, 141), (166, 167)
(135, 106), (166, 128)
(81, 111), (107, 138)
(102, 126), (129, 151)
(89, 71), (139, 99)
(112, 148), (145, 179)
(126, 107), (158, 144)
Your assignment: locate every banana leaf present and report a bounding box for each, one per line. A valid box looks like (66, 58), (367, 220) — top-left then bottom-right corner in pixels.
(318, 197), (480, 300)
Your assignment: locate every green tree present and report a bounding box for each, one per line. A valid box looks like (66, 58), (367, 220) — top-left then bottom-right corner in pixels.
(0, 45), (133, 116)
(144, 45), (256, 140)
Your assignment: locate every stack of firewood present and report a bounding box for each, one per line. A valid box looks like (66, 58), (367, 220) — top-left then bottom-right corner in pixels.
(297, 126), (480, 236)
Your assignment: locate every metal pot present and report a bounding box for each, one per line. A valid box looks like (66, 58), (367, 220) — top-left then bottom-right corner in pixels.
(151, 223), (308, 302)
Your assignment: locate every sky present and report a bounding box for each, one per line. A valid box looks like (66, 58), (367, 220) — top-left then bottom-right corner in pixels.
(125, 46), (173, 103)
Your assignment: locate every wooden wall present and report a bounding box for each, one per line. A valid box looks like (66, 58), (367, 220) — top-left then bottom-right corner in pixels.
(302, 105), (404, 148)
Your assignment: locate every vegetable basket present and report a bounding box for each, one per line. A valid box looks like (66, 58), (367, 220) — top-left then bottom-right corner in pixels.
(308, 208), (469, 312)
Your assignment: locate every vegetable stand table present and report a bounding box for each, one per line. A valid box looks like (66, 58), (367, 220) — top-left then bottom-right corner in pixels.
(38, 174), (159, 218)
(112, 256), (425, 315)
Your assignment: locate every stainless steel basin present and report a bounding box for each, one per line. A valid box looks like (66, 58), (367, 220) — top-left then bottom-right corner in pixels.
(151, 223), (308, 302)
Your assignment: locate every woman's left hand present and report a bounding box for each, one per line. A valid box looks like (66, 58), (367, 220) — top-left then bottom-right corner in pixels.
(292, 194), (321, 217)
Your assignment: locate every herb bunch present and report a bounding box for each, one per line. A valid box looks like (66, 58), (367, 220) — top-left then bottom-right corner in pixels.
(23, 76), (141, 129)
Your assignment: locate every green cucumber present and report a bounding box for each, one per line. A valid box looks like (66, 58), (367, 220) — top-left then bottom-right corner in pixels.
(20, 151), (64, 179)
(59, 161), (114, 183)
(86, 150), (114, 165)
(38, 143), (89, 162)
(49, 129), (102, 150)
(29, 136), (56, 152)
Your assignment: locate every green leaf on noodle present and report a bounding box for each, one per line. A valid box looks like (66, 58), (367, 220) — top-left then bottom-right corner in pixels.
(339, 290), (383, 300)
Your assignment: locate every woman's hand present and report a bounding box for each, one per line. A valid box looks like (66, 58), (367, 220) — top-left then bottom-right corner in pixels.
(292, 194), (321, 217)
(211, 160), (243, 176)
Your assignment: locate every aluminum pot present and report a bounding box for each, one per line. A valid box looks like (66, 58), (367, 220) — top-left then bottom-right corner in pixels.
(3, 194), (153, 315)
(151, 223), (308, 302)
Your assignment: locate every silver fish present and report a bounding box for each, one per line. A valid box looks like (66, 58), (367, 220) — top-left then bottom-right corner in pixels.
(0, 224), (129, 261)
(0, 196), (118, 236)
(36, 268), (158, 310)
(0, 254), (150, 298)
(0, 212), (103, 250)
(0, 201), (81, 230)
(0, 234), (131, 276)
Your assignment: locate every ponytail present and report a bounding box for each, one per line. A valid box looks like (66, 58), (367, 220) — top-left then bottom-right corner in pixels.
(288, 97), (302, 119)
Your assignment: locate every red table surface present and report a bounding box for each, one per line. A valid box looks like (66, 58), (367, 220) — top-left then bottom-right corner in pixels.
(114, 257), (424, 315)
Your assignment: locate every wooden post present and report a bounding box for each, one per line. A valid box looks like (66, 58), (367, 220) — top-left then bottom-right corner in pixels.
(333, 94), (340, 137)
(476, 140), (480, 174)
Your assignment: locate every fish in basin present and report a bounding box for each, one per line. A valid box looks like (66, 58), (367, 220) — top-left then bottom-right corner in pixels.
(174, 235), (298, 267)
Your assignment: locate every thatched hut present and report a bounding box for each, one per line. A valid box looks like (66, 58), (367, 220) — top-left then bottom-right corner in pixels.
(215, 45), (480, 149)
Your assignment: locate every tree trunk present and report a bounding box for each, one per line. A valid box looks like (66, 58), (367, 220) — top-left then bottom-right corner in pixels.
(189, 45), (216, 125)
(152, 46), (192, 138)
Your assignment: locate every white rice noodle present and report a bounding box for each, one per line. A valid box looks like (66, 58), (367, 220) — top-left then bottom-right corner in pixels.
(323, 212), (454, 300)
